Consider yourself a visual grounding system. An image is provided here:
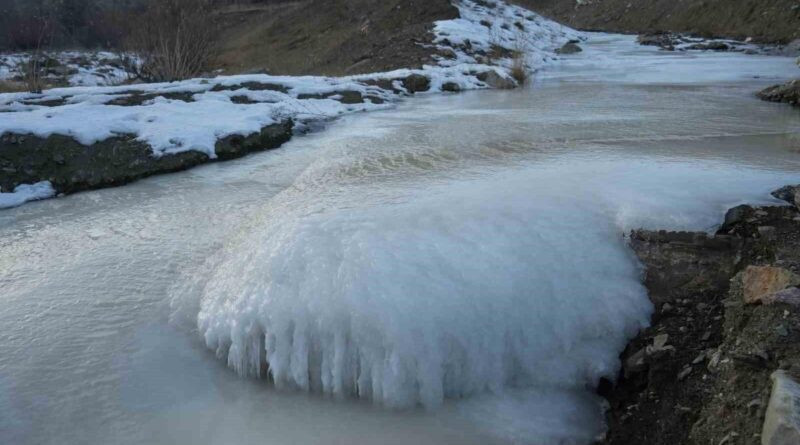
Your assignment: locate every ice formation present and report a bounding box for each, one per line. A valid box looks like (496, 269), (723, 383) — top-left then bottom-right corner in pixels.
(176, 166), (652, 408)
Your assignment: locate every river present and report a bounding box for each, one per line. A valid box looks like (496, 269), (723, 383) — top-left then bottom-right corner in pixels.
(2, 34), (800, 445)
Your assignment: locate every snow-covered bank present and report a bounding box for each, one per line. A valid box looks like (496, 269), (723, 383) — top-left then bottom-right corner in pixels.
(0, 0), (578, 203)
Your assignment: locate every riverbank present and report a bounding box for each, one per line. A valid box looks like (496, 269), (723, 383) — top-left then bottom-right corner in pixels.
(0, 0), (578, 209)
(601, 185), (800, 444)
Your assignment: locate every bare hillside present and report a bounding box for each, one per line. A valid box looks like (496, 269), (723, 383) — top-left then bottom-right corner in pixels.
(214, 0), (458, 76)
(515, 0), (800, 43)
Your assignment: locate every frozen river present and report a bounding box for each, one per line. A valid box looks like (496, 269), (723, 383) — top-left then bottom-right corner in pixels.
(2, 34), (800, 445)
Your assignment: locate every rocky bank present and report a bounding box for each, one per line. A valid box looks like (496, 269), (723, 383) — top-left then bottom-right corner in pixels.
(600, 186), (800, 444)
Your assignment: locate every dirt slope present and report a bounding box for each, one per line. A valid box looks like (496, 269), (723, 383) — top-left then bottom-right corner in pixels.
(214, 0), (458, 76)
(513, 0), (800, 43)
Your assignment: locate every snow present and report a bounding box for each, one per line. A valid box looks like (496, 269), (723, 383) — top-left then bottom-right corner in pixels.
(434, 0), (580, 70)
(0, 51), (137, 87)
(0, 0), (578, 161)
(0, 181), (55, 209)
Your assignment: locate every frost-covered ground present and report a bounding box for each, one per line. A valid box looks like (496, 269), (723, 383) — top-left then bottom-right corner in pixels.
(0, 51), (136, 87)
(0, 0), (579, 208)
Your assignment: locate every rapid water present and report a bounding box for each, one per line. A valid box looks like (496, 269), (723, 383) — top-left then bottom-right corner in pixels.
(2, 34), (800, 445)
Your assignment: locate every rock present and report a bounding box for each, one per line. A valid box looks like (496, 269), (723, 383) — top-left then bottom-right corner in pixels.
(740, 266), (800, 304)
(687, 41), (729, 51)
(759, 287), (800, 306)
(629, 229), (743, 305)
(476, 70), (516, 89)
(624, 347), (647, 377)
(771, 184), (799, 204)
(402, 74), (431, 94)
(441, 82), (461, 92)
(758, 80), (800, 106)
(762, 370), (800, 445)
(637, 33), (678, 50)
(720, 204), (751, 232)
(555, 42), (583, 54)
(758, 226), (777, 239)
(707, 349), (722, 372)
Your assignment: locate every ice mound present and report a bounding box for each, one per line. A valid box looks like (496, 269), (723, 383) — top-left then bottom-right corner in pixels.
(178, 170), (651, 408)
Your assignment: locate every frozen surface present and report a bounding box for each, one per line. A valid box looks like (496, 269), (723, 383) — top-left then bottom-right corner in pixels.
(2, 32), (800, 445)
(541, 33), (800, 85)
(0, 181), (55, 209)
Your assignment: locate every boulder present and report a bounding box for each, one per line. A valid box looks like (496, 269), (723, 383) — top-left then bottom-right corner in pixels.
(555, 42), (583, 55)
(476, 70), (516, 89)
(441, 82), (461, 92)
(771, 184), (799, 204)
(762, 371), (800, 445)
(758, 80), (800, 106)
(740, 266), (800, 304)
(401, 74), (430, 94)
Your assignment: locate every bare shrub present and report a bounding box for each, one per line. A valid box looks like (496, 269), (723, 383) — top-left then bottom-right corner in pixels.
(509, 30), (531, 85)
(23, 17), (53, 93)
(127, 0), (220, 82)
(509, 50), (528, 85)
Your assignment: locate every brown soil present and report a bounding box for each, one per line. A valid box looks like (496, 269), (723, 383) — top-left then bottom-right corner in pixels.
(600, 191), (800, 445)
(514, 0), (800, 43)
(213, 0), (458, 76)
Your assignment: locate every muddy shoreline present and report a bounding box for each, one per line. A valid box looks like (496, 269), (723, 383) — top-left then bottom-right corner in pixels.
(600, 186), (800, 444)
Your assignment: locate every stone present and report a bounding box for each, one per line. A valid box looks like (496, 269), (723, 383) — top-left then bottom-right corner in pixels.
(759, 80), (800, 106)
(637, 33), (678, 50)
(624, 347), (647, 377)
(762, 371), (800, 445)
(441, 82), (461, 92)
(771, 184), (800, 204)
(677, 366), (693, 381)
(555, 42), (583, 55)
(476, 70), (516, 89)
(741, 266), (800, 304)
(401, 74), (430, 94)
(721, 204), (751, 232)
(760, 287), (800, 306)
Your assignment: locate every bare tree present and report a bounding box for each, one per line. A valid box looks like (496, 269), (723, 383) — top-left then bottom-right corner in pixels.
(127, 0), (220, 82)
(23, 14), (53, 93)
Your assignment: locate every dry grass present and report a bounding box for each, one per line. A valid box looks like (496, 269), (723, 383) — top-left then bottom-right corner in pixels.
(509, 50), (529, 85)
(0, 80), (29, 93)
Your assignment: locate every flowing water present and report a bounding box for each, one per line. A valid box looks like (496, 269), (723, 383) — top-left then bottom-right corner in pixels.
(2, 34), (800, 445)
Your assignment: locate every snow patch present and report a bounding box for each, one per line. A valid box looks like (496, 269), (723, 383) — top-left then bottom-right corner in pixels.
(0, 181), (55, 209)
